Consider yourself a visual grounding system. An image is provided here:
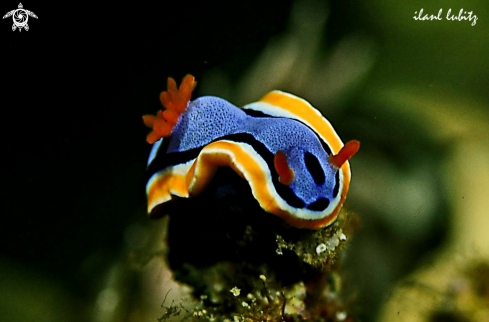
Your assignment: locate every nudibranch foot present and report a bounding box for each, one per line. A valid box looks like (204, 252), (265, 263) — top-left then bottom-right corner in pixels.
(143, 74), (197, 144)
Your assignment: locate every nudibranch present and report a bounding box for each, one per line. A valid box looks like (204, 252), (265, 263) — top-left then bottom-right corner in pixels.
(143, 75), (359, 229)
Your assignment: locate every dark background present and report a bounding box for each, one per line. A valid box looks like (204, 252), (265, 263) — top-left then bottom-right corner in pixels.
(1, 1), (488, 321)
(1, 0), (293, 278)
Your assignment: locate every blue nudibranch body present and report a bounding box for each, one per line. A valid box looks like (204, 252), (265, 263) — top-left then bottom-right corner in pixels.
(144, 75), (359, 229)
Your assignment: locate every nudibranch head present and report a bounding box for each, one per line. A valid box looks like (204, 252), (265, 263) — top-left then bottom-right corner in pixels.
(144, 75), (359, 229)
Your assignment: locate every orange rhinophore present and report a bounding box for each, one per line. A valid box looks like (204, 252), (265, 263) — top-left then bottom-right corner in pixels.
(328, 140), (360, 170)
(274, 151), (294, 186)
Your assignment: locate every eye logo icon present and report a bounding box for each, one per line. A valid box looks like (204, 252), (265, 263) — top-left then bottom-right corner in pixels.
(3, 3), (37, 32)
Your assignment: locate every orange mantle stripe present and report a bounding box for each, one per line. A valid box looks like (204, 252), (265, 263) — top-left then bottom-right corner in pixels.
(147, 140), (350, 229)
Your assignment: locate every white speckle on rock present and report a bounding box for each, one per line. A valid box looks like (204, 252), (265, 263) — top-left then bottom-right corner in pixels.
(316, 243), (327, 254)
(326, 236), (339, 250)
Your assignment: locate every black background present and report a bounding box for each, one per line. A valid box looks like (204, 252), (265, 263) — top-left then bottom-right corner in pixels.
(0, 0), (296, 288)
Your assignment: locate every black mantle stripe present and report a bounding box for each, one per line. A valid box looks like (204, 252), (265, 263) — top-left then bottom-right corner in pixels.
(242, 108), (333, 156)
(146, 132), (305, 209)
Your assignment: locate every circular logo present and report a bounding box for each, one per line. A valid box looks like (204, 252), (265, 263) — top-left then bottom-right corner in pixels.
(13, 9), (28, 28)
